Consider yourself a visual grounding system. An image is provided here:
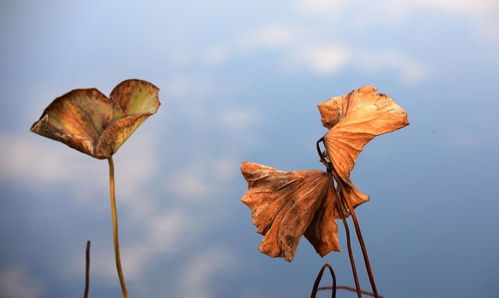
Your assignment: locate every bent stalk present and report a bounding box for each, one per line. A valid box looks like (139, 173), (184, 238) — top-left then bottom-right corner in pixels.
(318, 286), (382, 297)
(341, 218), (362, 298)
(310, 263), (336, 298)
(330, 164), (379, 297)
(346, 201), (379, 298)
(317, 137), (379, 297)
(108, 157), (129, 298)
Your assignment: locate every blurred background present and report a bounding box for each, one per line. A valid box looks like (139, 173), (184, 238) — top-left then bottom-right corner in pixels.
(1, 0), (498, 297)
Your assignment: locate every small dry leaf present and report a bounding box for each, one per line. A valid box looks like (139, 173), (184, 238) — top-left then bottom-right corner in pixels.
(318, 85), (409, 207)
(240, 161), (342, 262)
(30, 79), (160, 159)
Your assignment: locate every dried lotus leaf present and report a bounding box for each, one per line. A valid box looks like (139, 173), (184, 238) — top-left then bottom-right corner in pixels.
(319, 85), (409, 182)
(318, 86), (409, 208)
(31, 79), (160, 159)
(240, 162), (341, 262)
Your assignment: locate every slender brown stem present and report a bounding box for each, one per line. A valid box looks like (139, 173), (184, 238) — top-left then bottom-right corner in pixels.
(317, 137), (380, 297)
(329, 164), (380, 298)
(341, 218), (362, 298)
(333, 178), (361, 298)
(84, 240), (91, 298)
(346, 202), (379, 298)
(310, 263), (336, 298)
(108, 157), (129, 298)
(317, 286), (383, 297)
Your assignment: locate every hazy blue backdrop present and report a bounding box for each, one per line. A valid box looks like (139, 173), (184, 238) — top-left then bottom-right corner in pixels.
(1, 1), (498, 297)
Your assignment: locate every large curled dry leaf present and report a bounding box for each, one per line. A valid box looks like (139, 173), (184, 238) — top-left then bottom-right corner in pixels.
(318, 85), (409, 207)
(241, 161), (342, 262)
(30, 79), (160, 159)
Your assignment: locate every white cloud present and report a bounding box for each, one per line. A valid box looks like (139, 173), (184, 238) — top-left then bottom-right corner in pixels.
(287, 43), (350, 75)
(295, 0), (346, 15)
(0, 132), (159, 206)
(161, 74), (256, 133)
(0, 134), (105, 193)
(416, 0), (499, 44)
(219, 109), (259, 129)
(239, 25), (299, 49)
(354, 49), (427, 84)
(204, 25), (427, 83)
(216, 108), (261, 149)
(129, 210), (190, 268)
(174, 247), (237, 298)
(168, 165), (213, 198)
(294, 0), (499, 18)
(90, 208), (200, 281)
(212, 158), (240, 181)
(162, 75), (219, 98)
(414, 0), (499, 15)
(113, 133), (159, 198)
(166, 156), (241, 200)
(0, 266), (44, 298)
(293, 0), (499, 45)
(204, 25), (301, 65)
(207, 1), (499, 77)
(204, 46), (232, 65)
(158, 75), (260, 201)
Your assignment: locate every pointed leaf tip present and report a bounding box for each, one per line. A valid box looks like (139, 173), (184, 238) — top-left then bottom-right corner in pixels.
(318, 85), (408, 208)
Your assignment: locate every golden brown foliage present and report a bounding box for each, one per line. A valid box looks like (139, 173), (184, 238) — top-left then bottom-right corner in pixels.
(240, 85), (409, 262)
(241, 162), (341, 262)
(319, 85), (409, 208)
(30, 79), (160, 159)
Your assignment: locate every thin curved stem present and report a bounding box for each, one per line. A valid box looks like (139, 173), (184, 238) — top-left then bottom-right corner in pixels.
(330, 167), (379, 297)
(316, 137), (380, 297)
(346, 201), (379, 298)
(317, 286), (383, 297)
(310, 263), (336, 298)
(83, 240), (91, 298)
(341, 218), (362, 298)
(108, 157), (129, 298)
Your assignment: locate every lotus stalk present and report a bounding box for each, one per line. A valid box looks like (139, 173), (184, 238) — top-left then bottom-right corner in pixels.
(31, 79), (161, 297)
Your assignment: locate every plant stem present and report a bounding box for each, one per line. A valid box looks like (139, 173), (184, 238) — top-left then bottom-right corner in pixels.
(84, 240), (91, 298)
(317, 137), (379, 297)
(341, 218), (362, 298)
(346, 201), (379, 298)
(108, 157), (129, 298)
(317, 286), (382, 297)
(329, 165), (380, 298)
(310, 263), (336, 298)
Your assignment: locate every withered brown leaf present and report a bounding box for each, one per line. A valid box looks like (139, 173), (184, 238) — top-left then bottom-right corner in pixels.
(30, 79), (160, 159)
(240, 161), (342, 262)
(318, 85), (409, 208)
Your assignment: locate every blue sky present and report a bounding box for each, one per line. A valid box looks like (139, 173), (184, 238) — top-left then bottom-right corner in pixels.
(1, 0), (499, 297)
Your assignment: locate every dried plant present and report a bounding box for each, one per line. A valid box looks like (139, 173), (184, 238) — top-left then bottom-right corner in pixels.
(241, 162), (340, 262)
(30, 79), (160, 297)
(240, 86), (408, 297)
(318, 85), (408, 211)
